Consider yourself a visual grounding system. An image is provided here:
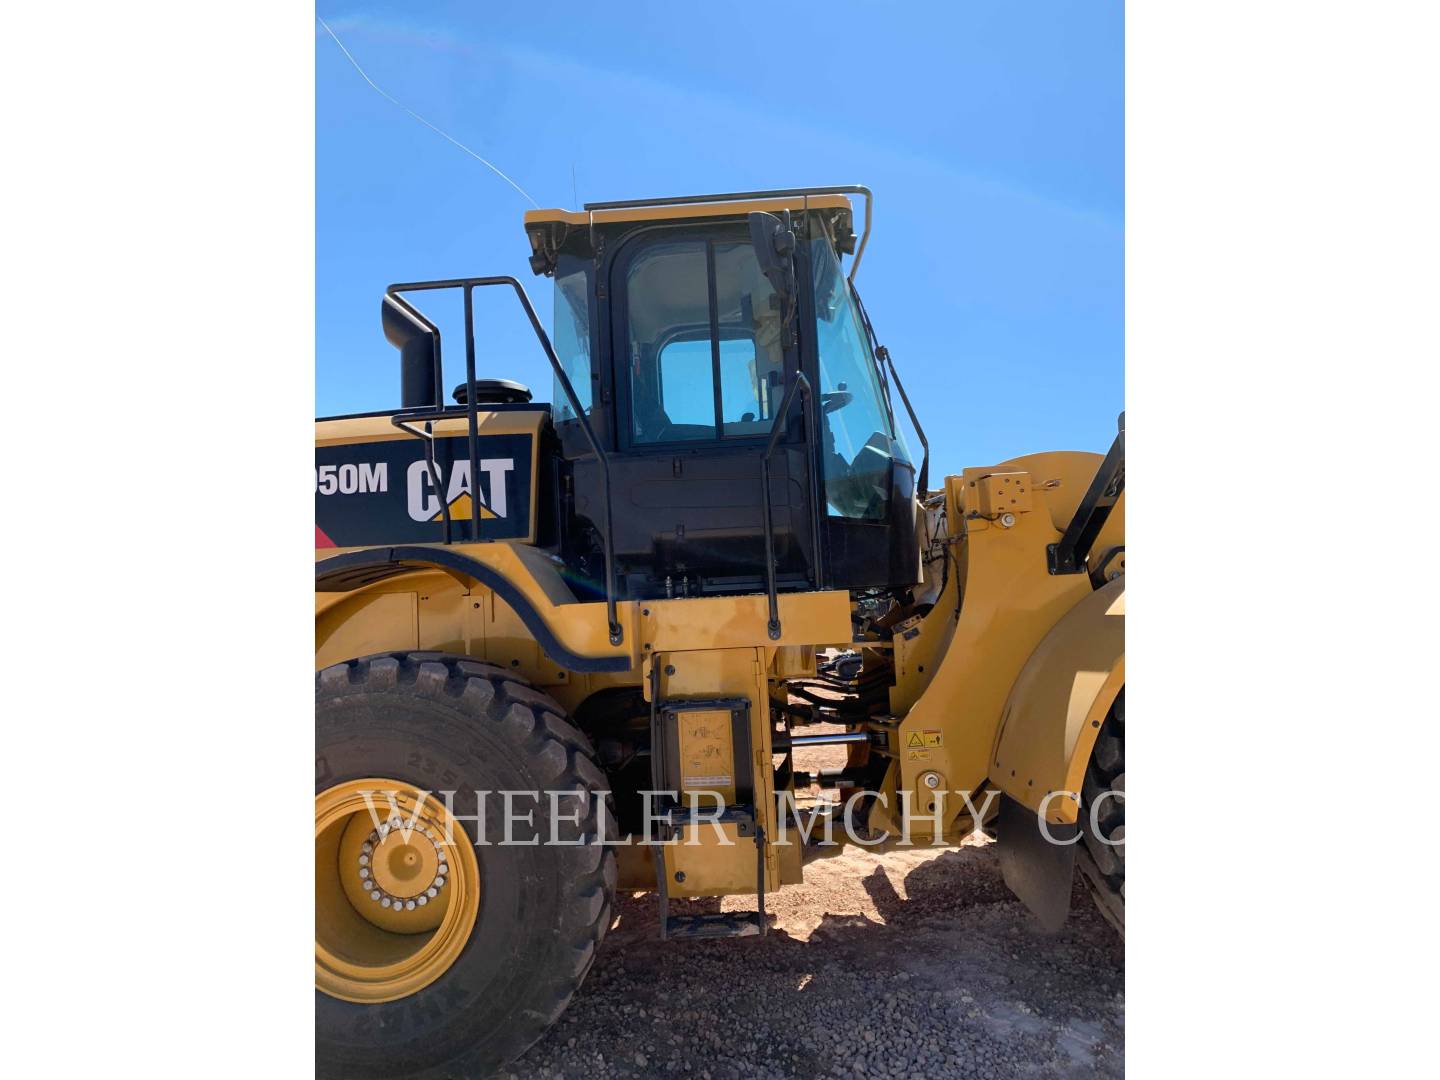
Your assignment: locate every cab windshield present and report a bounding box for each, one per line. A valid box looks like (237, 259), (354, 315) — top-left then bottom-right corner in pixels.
(809, 234), (910, 519)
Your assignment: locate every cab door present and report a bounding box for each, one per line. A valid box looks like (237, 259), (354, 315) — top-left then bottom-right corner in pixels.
(601, 223), (819, 599)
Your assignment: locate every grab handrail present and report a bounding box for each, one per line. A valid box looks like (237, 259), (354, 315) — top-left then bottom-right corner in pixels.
(383, 276), (623, 646)
(759, 371), (818, 640)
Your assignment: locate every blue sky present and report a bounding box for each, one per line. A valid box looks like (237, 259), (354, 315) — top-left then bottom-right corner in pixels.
(316, 1), (1122, 471)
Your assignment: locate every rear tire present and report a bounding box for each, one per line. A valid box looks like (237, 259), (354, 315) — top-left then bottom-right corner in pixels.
(1077, 690), (1124, 936)
(315, 652), (616, 1079)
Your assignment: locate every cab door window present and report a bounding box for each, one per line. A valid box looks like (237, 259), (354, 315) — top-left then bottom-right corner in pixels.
(655, 334), (715, 431)
(624, 234), (783, 445)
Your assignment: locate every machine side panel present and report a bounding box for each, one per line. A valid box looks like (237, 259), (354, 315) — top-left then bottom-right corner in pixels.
(990, 577), (1125, 825)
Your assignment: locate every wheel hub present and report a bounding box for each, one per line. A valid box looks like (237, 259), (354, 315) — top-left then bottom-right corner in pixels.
(316, 779), (480, 1003)
(372, 829), (438, 898)
(342, 812), (452, 929)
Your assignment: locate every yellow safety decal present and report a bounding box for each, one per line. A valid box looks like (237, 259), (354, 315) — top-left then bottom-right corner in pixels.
(905, 731), (944, 749)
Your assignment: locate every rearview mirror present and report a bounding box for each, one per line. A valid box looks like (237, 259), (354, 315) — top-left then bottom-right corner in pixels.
(747, 210), (797, 306)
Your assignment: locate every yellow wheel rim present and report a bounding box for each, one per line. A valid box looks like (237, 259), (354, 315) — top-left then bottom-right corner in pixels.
(315, 778), (481, 1003)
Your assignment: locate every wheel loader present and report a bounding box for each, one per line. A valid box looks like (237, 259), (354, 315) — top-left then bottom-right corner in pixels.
(315, 185), (1125, 1078)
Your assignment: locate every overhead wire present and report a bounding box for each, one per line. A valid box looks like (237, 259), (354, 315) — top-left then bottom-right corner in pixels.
(316, 16), (540, 209)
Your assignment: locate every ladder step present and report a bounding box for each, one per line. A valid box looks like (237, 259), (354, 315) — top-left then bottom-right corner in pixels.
(662, 804), (754, 831)
(664, 912), (764, 940)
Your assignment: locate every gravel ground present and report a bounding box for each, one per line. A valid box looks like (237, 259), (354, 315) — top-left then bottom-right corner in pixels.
(508, 835), (1124, 1079)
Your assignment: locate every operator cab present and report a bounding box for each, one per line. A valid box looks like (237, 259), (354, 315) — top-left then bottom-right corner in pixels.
(527, 190), (921, 601)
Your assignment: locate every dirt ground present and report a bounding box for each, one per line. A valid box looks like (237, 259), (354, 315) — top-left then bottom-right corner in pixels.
(508, 836), (1125, 1079)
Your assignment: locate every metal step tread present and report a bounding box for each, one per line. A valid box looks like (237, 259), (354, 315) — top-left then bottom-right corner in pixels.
(662, 803), (756, 830)
(664, 912), (764, 940)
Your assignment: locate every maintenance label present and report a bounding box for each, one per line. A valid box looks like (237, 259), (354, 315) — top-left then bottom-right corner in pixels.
(683, 775), (735, 790)
(678, 709), (737, 801)
(315, 433), (532, 547)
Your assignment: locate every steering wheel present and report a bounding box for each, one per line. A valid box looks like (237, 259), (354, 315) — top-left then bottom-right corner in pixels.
(820, 390), (853, 414)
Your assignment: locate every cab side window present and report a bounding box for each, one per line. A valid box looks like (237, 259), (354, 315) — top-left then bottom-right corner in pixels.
(552, 260), (593, 421)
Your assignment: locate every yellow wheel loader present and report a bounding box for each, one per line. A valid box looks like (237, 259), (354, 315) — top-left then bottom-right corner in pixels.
(315, 186), (1124, 1078)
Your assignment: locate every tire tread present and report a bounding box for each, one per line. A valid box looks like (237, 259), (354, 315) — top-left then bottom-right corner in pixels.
(1077, 690), (1125, 937)
(315, 651), (617, 1078)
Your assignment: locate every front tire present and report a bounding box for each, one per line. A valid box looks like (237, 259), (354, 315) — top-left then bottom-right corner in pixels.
(1077, 690), (1124, 936)
(315, 652), (616, 1079)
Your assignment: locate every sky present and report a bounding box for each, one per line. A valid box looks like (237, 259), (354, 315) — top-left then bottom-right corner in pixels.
(316, 1), (1123, 472)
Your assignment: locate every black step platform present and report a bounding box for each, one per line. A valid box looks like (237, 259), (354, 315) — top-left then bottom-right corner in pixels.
(653, 814), (769, 943)
(663, 911), (765, 940)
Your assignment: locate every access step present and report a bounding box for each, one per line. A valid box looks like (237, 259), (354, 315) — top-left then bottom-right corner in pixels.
(663, 911), (765, 940)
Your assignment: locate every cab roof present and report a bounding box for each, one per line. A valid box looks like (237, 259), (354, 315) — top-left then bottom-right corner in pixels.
(523, 192), (853, 229)
(522, 188), (867, 276)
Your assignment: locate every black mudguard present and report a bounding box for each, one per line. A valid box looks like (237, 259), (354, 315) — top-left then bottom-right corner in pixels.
(996, 794), (1078, 932)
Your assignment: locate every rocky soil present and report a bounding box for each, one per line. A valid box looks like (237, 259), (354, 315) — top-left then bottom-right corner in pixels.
(508, 835), (1125, 1079)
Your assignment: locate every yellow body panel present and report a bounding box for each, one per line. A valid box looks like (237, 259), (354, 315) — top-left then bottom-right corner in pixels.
(892, 451), (1125, 840)
(317, 542), (854, 683)
(317, 541), (633, 674)
(318, 592), (419, 661)
(648, 647), (779, 897)
(990, 575), (1125, 824)
(638, 591), (852, 654)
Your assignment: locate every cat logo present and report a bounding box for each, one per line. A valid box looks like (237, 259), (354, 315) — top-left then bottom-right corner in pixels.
(406, 458), (514, 523)
(315, 431), (532, 547)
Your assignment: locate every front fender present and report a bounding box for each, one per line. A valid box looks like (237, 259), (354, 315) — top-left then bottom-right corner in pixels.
(316, 544), (634, 674)
(990, 574), (1125, 825)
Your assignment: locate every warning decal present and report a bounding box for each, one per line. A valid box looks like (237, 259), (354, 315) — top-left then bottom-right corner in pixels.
(905, 730), (944, 749)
